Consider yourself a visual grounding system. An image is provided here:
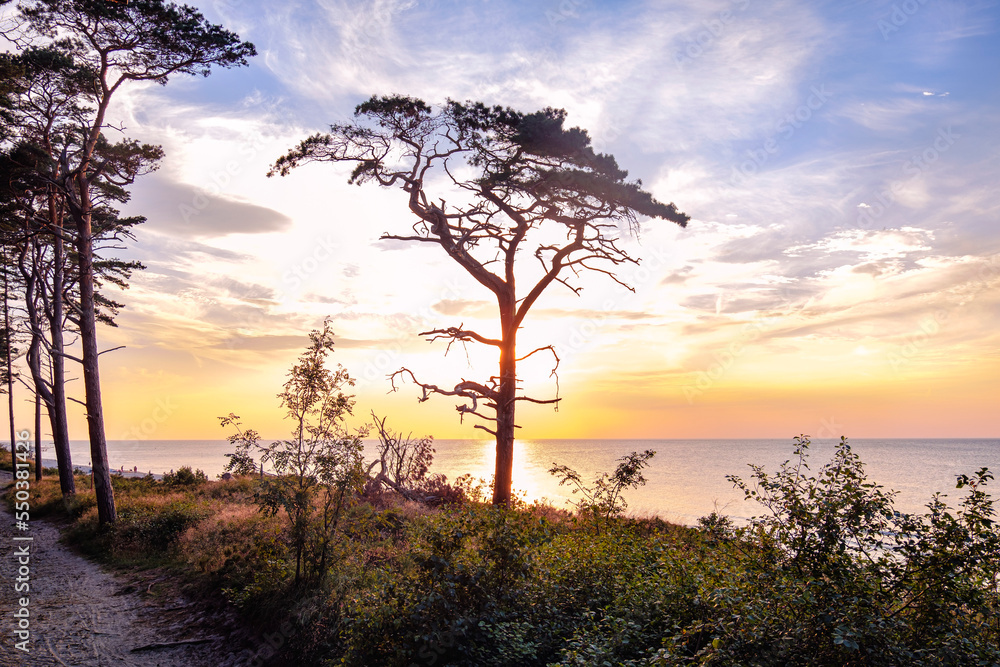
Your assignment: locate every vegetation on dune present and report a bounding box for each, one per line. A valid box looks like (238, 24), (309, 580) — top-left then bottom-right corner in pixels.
(3, 330), (997, 664)
(5, 432), (999, 666)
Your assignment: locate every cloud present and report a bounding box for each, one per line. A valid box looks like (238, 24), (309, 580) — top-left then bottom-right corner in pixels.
(217, 333), (383, 352)
(130, 232), (253, 263)
(431, 299), (494, 317)
(126, 175), (293, 238)
(660, 265), (696, 285)
(786, 228), (935, 262)
(533, 308), (659, 321)
(836, 97), (941, 133)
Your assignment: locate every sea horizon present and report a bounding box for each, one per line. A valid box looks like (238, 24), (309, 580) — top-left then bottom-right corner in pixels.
(21, 436), (998, 527)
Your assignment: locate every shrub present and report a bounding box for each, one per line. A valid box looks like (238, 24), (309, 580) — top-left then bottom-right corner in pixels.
(163, 466), (208, 487)
(549, 449), (656, 530)
(113, 498), (209, 555)
(221, 321), (367, 585)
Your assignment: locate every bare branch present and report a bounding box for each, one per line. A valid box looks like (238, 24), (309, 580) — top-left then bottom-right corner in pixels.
(474, 424), (498, 436)
(514, 395), (562, 405)
(390, 368), (497, 400)
(419, 325), (502, 348)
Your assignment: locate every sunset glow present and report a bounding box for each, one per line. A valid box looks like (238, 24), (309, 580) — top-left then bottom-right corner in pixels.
(4, 0), (998, 441)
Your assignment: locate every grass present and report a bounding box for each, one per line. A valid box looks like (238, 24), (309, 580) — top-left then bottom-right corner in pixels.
(3, 442), (999, 666)
(0, 445), (60, 477)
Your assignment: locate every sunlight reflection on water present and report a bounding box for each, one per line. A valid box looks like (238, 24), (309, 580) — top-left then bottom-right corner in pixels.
(65, 437), (1000, 527)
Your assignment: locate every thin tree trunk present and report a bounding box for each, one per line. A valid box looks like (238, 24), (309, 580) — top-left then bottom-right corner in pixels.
(19, 236), (49, 480)
(48, 199), (73, 495)
(3, 269), (15, 471)
(75, 184), (115, 523)
(34, 390), (41, 481)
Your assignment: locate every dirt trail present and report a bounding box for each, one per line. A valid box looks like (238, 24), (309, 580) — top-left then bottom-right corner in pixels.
(0, 474), (254, 666)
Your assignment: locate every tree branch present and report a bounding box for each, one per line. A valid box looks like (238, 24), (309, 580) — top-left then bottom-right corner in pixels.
(419, 325), (502, 348)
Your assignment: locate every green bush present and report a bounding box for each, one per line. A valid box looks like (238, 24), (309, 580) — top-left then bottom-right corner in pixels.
(112, 500), (208, 555)
(162, 466), (208, 486)
(24, 435), (1000, 666)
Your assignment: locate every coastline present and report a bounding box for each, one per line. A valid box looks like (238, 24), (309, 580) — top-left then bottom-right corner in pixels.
(39, 457), (165, 481)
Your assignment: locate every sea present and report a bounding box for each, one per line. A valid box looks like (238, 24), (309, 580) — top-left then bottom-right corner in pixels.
(42, 437), (1000, 527)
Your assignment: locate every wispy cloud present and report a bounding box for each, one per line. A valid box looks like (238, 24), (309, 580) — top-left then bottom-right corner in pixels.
(58, 0), (1000, 438)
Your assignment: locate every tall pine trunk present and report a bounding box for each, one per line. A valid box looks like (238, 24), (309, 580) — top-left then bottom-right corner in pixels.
(48, 198), (73, 495)
(75, 183), (115, 523)
(34, 390), (41, 481)
(3, 269), (15, 469)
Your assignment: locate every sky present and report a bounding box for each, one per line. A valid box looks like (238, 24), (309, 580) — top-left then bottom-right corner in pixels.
(6, 0), (1000, 441)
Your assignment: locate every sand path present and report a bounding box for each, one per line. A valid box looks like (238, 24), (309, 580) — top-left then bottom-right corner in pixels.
(0, 473), (255, 666)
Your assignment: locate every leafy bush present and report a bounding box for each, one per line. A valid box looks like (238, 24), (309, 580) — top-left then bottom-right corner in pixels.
(337, 504), (556, 666)
(163, 466), (208, 486)
(416, 473), (471, 506)
(697, 435), (1000, 665)
(549, 449), (655, 529)
(112, 499), (209, 556)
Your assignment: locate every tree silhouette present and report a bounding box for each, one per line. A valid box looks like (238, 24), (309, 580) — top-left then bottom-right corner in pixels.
(8, 0), (255, 523)
(272, 95), (688, 505)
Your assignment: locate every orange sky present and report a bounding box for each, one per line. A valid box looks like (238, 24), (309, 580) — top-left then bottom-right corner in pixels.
(5, 0), (999, 442)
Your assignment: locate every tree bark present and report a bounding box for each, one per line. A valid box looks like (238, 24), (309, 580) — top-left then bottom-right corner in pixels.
(3, 270), (15, 469)
(75, 182), (115, 524)
(34, 389), (41, 481)
(492, 297), (517, 506)
(19, 235), (49, 478)
(47, 200), (73, 495)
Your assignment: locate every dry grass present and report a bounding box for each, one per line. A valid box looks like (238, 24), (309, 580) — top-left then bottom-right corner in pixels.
(177, 504), (284, 575)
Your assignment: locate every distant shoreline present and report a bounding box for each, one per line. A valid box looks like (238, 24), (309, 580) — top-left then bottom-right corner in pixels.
(40, 458), (165, 481)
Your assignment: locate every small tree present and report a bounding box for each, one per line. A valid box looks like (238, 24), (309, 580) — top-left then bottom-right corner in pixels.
(223, 321), (366, 585)
(219, 413), (259, 477)
(549, 449), (655, 530)
(271, 95), (688, 506)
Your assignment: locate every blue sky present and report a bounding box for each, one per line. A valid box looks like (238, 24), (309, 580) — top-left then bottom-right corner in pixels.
(7, 0), (998, 440)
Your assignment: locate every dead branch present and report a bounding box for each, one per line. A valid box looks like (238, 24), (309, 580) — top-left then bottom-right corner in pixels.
(419, 324), (502, 348)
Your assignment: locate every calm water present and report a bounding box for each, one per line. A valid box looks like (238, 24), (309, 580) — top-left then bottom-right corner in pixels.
(51, 438), (999, 526)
